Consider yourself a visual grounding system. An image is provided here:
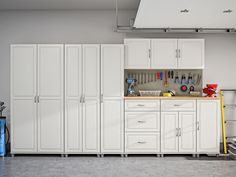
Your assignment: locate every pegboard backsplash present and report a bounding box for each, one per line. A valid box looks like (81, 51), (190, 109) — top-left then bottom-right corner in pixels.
(125, 69), (203, 96)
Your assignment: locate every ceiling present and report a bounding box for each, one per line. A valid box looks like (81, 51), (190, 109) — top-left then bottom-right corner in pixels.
(0, 0), (140, 10)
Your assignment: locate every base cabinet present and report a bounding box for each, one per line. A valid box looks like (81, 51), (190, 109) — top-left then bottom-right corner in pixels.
(197, 100), (220, 154)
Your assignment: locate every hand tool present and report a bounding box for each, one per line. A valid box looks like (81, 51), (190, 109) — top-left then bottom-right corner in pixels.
(174, 72), (179, 84)
(160, 72), (163, 80)
(171, 71), (174, 79)
(181, 74), (186, 84)
(164, 71), (168, 87)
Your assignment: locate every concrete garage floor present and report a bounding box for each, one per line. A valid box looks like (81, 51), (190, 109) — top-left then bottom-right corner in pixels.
(0, 155), (236, 177)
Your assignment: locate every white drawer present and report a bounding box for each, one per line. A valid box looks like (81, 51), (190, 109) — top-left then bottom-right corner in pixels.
(125, 112), (160, 132)
(161, 100), (196, 112)
(125, 133), (160, 153)
(125, 100), (160, 111)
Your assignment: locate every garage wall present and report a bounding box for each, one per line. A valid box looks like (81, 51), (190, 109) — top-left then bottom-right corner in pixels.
(0, 10), (236, 130)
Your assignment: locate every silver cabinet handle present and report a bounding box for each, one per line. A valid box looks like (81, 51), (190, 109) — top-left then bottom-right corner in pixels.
(174, 104), (181, 107)
(197, 121), (200, 131)
(101, 94), (103, 103)
(176, 49), (178, 58)
(83, 95), (85, 103)
(137, 120), (146, 123)
(148, 49), (151, 59)
(137, 141), (146, 144)
(179, 128), (182, 136)
(37, 96), (40, 103)
(176, 128), (179, 136)
(178, 49), (181, 58)
(80, 95), (83, 103)
(34, 96), (37, 103)
(137, 104), (145, 107)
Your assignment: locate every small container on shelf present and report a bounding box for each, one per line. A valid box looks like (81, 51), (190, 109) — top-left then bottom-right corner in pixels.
(139, 90), (161, 97)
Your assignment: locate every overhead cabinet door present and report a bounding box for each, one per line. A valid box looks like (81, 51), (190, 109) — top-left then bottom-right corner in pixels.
(82, 45), (100, 153)
(65, 45), (83, 153)
(11, 45), (37, 153)
(101, 45), (124, 153)
(38, 45), (64, 153)
(178, 39), (205, 69)
(151, 39), (178, 69)
(124, 39), (150, 69)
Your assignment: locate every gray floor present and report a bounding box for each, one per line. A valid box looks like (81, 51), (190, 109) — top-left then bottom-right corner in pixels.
(1, 155), (236, 177)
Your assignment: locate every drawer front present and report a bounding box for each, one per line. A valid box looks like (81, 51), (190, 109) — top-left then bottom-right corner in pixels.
(125, 100), (160, 111)
(125, 133), (160, 153)
(161, 100), (196, 111)
(125, 112), (160, 132)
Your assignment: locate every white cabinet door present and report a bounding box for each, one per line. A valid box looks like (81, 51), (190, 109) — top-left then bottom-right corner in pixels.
(101, 100), (124, 153)
(101, 45), (124, 153)
(101, 45), (124, 98)
(151, 39), (178, 69)
(82, 45), (100, 153)
(11, 45), (37, 153)
(38, 45), (64, 153)
(124, 39), (150, 69)
(161, 112), (179, 153)
(65, 45), (82, 153)
(179, 112), (196, 153)
(178, 39), (205, 69)
(197, 100), (220, 154)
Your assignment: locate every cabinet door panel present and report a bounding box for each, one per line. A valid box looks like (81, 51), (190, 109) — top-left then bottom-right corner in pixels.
(124, 39), (150, 69)
(83, 100), (100, 153)
(38, 45), (63, 97)
(83, 45), (100, 98)
(65, 100), (82, 153)
(38, 100), (63, 152)
(11, 99), (37, 152)
(151, 39), (178, 69)
(161, 112), (179, 153)
(101, 100), (123, 153)
(197, 100), (220, 154)
(101, 45), (124, 98)
(38, 44), (64, 153)
(11, 45), (37, 153)
(179, 112), (196, 153)
(11, 45), (36, 97)
(65, 45), (82, 153)
(178, 39), (205, 69)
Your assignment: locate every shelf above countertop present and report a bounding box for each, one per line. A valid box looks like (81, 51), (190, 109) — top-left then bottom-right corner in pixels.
(124, 96), (220, 100)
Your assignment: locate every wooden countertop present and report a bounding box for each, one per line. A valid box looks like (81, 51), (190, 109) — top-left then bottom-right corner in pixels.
(124, 96), (220, 100)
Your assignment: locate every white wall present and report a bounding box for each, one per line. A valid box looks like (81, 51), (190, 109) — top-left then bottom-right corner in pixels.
(1, 10), (236, 126)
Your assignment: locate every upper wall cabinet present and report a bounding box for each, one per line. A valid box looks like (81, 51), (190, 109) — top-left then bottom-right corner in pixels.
(151, 39), (178, 69)
(124, 38), (205, 69)
(124, 39), (151, 69)
(178, 39), (205, 69)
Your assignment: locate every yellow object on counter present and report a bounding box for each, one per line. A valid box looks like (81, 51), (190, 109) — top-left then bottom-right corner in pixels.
(163, 93), (172, 97)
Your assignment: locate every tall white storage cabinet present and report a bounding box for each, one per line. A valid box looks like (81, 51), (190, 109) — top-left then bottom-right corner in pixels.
(11, 44), (64, 154)
(11, 45), (37, 153)
(82, 45), (100, 153)
(65, 44), (100, 154)
(37, 45), (64, 153)
(65, 45), (83, 153)
(101, 45), (124, 154)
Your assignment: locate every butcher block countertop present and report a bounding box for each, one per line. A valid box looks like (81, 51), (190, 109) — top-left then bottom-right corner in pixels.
(124, 96), (220, 100)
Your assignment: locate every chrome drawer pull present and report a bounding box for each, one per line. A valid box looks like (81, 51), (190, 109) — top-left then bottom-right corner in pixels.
(174, 104), (181, 107)
(137, 120), (146, 123)
(176, 128), (179, 136)
(137, 141), (146, 144)
(137, 104), (145, 107)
